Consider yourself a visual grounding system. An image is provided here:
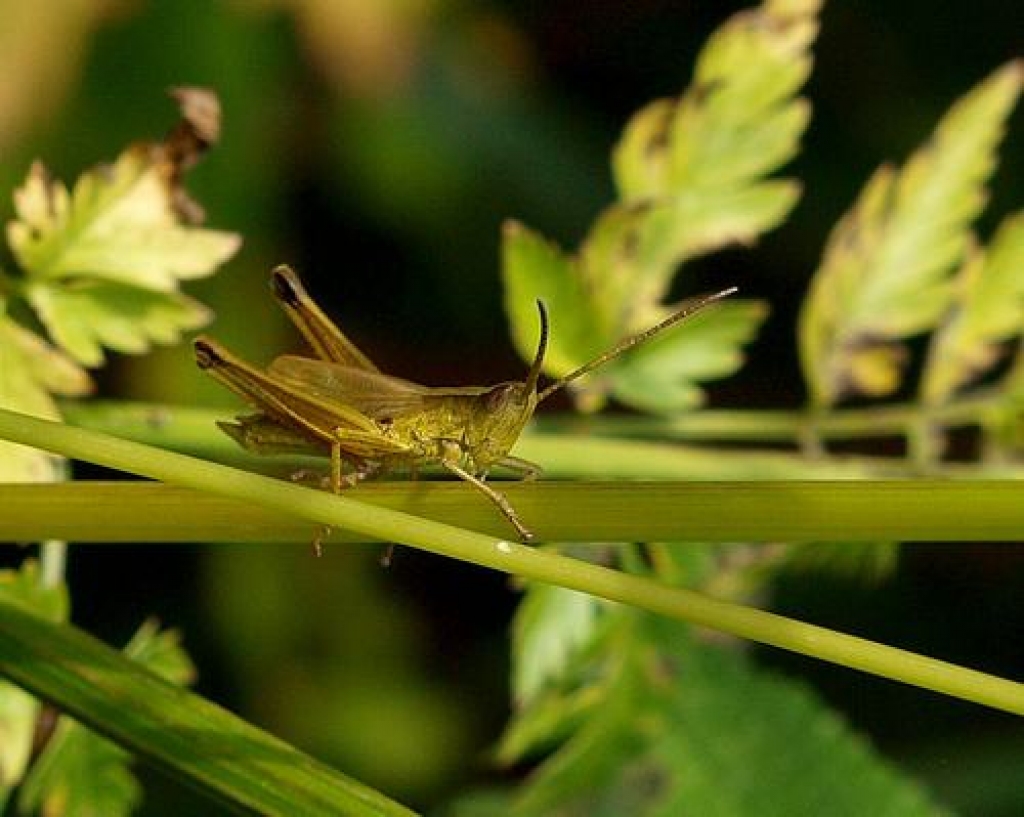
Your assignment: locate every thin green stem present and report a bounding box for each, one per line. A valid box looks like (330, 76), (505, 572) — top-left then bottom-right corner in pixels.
(534, 390), (1001, 442)
(57, 401), (1024, 481)
(65, 394), (1000, 447)
(0, 407), (1022, 715)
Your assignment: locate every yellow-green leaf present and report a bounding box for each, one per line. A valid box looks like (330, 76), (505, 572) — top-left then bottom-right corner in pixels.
(921, 213), (1024, 404)
(26, 280), (211, 367)
(798, 62), (1023, 406)
(0, 312), (90, 482)
(3, 88), (239, 369)
(610, 299), (769, 413)
(502, 220), (593, 379)
(505, 1), (817, 415)
(7, 157), (239, 291)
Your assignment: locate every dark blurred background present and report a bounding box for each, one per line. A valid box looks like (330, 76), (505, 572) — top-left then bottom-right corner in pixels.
(0, 1), (1021, 813)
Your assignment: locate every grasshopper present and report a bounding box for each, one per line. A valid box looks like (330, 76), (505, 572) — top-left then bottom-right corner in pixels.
(194, 265), (734, 541)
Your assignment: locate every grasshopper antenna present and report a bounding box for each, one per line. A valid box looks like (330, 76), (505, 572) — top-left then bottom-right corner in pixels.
(537, 287), (737, 404)
(524, 299), (549, 395)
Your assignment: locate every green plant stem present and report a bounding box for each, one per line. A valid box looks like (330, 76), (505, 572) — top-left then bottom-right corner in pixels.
(64, 395), (999, 445)
(0, 406), (1022, 716)
(57, 401), (1024, 480)
(534, 391), (1001, 441)
(2, 481), (1024, 543)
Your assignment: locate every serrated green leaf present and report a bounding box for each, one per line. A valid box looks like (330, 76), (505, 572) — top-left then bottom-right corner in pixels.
(16, 620), (193, 817)
(512, 583), (606, 707)
(16, 720), (142, 817)
(123, 619), (196, 687)
(921, 212), (1024, 404)
(0, 312), (90, 482)
(502, 220), (594, 378)
(508, 621), (647, 817)
(26, 280), (211, 367)
(7, 157), (239, 291)
(505, 611), (949, 817)
(799, 62), (1023, 406)
(614, 0), (818, 201)
(4, 88), (239, 368)
(505, 1), (816, 415)
(647, 632), (948, 817)
(609, 299), (769, 413)
(657, 182), (802, 265)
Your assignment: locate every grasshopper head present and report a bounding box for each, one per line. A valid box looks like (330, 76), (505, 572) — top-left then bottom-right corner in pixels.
(464, 301), (548, 471)
(465, 380), (539, 470)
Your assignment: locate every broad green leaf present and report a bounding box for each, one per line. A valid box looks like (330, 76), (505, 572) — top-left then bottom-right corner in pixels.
(0, 563), (68, 797)
(799, 62), (1023, 406)
(0, 598), (417, 817)
(16, 620), (195, 817)
(0, 311), (90, 481)
(921, 212), (1024, 405)
(25, 280), (211, 367)
(644, 628), (948, 817)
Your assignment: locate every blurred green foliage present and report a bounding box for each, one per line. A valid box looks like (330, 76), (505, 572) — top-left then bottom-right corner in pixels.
(0, 1), (1022, 815)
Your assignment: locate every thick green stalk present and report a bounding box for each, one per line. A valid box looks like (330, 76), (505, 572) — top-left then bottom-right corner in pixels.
(1, 481), (1023, 543)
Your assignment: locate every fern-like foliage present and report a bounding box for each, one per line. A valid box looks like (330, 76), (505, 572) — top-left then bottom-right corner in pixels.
(798, 63), (1022, 407)
(503, 0), (819, 413)
(490, 6), (1023, 816)
(920, 212), (1024, 406)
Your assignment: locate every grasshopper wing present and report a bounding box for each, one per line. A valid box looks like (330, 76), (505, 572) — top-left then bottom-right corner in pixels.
(268, 354), (444, 421)
(195, 338), (378, 439)
(271, 265), (380, 371)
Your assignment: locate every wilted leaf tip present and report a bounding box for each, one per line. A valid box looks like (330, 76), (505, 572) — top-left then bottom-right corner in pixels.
(158, 86), (223, 225)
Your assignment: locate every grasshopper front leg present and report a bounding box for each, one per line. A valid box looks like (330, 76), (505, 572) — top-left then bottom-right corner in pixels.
(440, 455), (535, 542)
